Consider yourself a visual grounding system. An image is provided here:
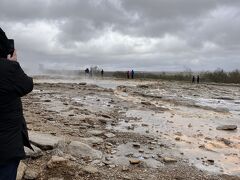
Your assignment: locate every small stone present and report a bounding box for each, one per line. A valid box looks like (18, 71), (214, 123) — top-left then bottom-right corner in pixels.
(129, 158), (141, 164)
(82, 165), (99, 174)
(24, 145), (43, 158)
(127, 125), (134, 130)
(216, 125), (237, 131)
(24, 168), (39, 180)
(149, 147), (154, 150)
(206, 159), (214, 165)
(104, 133), (116, 138)
(47, 156), (67, 168)
(188, 123), (192, 128)
(133, 143), (141, 148)
(17, 162), (27, 180)
(139, 149), (144, 153)
(122, 166), (129, 171)
(163, 157), (177, 163)
(175, 137), (181, 141)
(108, 164), (116, 168)
(44, 99), (51, 102)
(79, 82), (87, 86)
(89, 130), (104, 136)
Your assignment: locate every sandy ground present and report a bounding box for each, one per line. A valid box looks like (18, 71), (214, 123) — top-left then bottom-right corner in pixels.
(21, 76), (240, 180)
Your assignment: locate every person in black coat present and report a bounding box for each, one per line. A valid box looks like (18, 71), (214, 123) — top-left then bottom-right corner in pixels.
(0, 28), (33, 180)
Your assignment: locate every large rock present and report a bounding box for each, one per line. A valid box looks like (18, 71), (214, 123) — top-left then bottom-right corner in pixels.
(68, 141), (102, 160)
(216, 125), (237, 131)
(17, 162), (27, 180)
(29, 132), (63, 150)
(80, 137), (104, 145)
(24, 144), (43, 158)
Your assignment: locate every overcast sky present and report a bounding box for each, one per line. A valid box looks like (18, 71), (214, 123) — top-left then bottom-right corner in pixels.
(0, 0), (239, 72)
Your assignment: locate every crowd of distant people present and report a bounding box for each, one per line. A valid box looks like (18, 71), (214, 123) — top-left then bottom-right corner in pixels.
(84, 68), (104, 78)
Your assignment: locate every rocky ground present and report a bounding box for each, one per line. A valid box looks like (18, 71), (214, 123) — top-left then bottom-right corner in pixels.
(17, 77), (239, 180)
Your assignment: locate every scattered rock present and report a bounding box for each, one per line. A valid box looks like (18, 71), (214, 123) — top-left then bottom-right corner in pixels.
(206, 159), (214, 165)
(188, 123), (192, 128)
(132, 143), (141, 148)
(79, 82), (87, 86)
(101, 114), (111, 119)
(68, 141), (102, 160)
(24, 168), (39, 180)
(47, 156), (68, 168)
(218, 138), (232, 146)
(81, 137), (104, 145)
(88, 130), (104, 136)
(129, 158), (141, 164)
(24, 144), (43, 158)
(163, 157), (177, 163)
(29, 132), (63, 150)
(139, 149), (144, 153)
(104, 133), (116, 138)
(43, 99), (51, 102)
(82, 165), (99, 174)
(149, 147), (154, 150)
(141, 101), (151, 106)
(122, 166), (129, 171)
(216, 125), (237, 131)
(127, 125), (134, 130)
(17, 162), (27, 180)
(175, 137), (181, 141)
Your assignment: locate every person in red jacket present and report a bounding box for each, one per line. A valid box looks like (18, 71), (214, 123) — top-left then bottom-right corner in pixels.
(0, 28), (33, 180)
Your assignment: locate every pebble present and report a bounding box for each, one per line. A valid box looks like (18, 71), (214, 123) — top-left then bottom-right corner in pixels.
(133, 143), (141, 148)
(129, 158), (141, 164)
(104, 133), (116, 138)
(24, 168), (39, 180)
(82, 165), (99, 174)
(163, 157), (177, 163)
(216, 125), (237, 131)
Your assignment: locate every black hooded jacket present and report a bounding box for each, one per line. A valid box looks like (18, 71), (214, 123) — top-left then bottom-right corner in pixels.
(0, 58), (33, 164)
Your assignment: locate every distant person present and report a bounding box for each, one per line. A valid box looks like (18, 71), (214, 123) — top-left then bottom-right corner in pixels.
(192, 76), (195, 83)
(131, 69), (134, 79)
(127, 71), (130, 79)
(197, 75), (200, 84)
(101, 69), (104, 78)
(0, 28), (33, 180)
(85, 68), (89, 77)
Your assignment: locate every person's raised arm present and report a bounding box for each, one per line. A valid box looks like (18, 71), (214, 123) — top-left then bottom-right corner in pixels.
(8, 50), (33, 97)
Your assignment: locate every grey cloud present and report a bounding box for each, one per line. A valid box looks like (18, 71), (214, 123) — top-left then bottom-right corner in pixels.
(0, 0), (239, 72)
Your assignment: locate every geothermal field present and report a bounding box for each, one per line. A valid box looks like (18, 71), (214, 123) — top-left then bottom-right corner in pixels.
(19, 76), (239, 180)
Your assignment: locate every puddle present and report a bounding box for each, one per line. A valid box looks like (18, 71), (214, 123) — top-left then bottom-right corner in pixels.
(109, 108), (240, 176)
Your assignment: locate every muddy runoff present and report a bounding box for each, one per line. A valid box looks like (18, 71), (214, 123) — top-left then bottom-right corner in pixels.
(19, 76), (239, 180)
